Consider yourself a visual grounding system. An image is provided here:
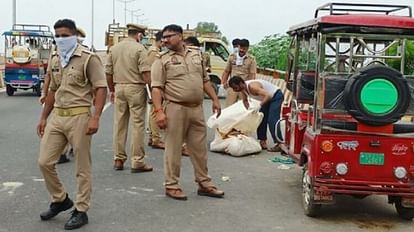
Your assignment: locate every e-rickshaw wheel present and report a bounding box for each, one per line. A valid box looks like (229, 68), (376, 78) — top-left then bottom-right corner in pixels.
(395, 197), (414, 220)
(6, 85), (14, 96)
(302, 165), (321, 217)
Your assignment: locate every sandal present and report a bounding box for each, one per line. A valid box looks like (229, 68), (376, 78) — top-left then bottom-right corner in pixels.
(268, 144), (282, 152)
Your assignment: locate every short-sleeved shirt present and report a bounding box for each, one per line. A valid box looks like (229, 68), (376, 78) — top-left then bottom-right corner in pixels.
(105, 37), (150, 84)
(225, 53), (257, 80)
(49, 44), (107, 108)
(151, 47), (209, 105)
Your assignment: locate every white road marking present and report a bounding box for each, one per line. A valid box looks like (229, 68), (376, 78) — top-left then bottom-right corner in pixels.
(0, 182), (24, 196)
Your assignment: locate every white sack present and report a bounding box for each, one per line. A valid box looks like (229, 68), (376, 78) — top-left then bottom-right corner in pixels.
(207, 99), (263, 136)
(210, 134), (262, 157)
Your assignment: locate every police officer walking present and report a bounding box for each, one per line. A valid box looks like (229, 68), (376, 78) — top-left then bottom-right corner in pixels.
(105, 23), (153, 172)
(221, 39), (257, 107)
(39, 27), (87, 165)
(151, 24), (224, 200)
(37, 19), (107, 230)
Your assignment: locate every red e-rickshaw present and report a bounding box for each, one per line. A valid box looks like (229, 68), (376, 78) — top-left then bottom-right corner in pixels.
(281, 3), (414, 220)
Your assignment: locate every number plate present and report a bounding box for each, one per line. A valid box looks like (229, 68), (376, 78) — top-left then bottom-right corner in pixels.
(359, 152), (384, 165)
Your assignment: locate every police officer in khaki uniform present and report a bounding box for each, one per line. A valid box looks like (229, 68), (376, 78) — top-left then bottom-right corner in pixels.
(152, 24), (224, 200)
(106, 23), (153, 172)
(39, 27), (88, 165)
(76, 27), (86, 44)
(146, 31), (165, 149)
(36, 19), (107, 230)
(221, 39), (257, 107)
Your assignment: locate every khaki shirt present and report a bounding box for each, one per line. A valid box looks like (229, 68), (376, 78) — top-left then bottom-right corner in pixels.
(225, 53), (257, 80)
(151, 47), (209, 104)
(203, 52), (211, 70)
(49, 44), (107, 108)
(146, 45), (160, 65)
(105, 37), (150, 84)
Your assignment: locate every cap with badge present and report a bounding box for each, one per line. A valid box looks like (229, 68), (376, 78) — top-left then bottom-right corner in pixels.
(126, 23), (147, 35)
(76, 27), (86, 38)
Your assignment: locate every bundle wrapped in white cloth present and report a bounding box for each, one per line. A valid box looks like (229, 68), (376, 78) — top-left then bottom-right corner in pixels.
(207, 99), (263, 156)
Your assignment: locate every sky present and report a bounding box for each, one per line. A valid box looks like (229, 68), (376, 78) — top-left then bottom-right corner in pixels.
(0, 0), (413, 51)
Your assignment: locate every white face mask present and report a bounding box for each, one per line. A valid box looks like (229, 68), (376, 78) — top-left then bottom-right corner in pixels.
(55, 35), (78, 67)
(233, 47), (239, 54)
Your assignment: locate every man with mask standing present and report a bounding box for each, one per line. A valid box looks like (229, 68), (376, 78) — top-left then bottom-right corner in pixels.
(106, 23), (153, 172)
(152, 24), (224, 200)
(221, 39), (257, 107)
(37, 19), (107, 230)
(231, 38), (240, 54)
(39, 27), (88, 165)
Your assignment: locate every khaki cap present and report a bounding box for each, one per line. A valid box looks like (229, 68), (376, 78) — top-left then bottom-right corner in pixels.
(76, 27), (86, 38)
(126, 23), (147, 34)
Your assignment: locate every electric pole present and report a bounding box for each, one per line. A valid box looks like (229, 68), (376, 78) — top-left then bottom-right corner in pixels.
(117, 0), (135, 25)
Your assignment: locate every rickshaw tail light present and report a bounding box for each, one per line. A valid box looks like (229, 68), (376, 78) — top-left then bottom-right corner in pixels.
(320, 162), (333, 174)
(336, 163), (348, 175)
(394, 167), (407, 179)
(321, 140), (334, 153)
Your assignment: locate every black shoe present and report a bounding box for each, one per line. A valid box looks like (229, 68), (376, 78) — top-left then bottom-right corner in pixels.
(40, 193), (73, 221)
(64, 209), (88, 230)
(57, 154), (70, 164)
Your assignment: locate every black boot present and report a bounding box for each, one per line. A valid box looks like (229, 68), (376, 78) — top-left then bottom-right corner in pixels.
(57, 154), (70, 164)
(40, 193), (73, 220)
(64, 209), (88, 230)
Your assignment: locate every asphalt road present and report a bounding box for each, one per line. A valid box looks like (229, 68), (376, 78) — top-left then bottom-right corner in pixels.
(0, 90), (413, 232)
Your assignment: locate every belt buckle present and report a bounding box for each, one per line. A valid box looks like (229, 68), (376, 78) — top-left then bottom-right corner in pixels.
(62, 109), (70, 116)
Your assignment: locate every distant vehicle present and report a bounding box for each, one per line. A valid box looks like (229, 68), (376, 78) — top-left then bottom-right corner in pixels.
(2, 24), (54, 96)
(282, 3), (414, 220)
(105, 23), (230, 94)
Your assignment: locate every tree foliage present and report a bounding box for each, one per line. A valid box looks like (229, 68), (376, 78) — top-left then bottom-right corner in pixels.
(387, 40), (414, 75)
(195, 22), (228, 44)
(250, 34), (290, 71)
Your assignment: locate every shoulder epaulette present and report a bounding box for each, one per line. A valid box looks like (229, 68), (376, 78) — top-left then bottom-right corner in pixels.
(81, 49), (94, 55)
(156, 50), (169, 58)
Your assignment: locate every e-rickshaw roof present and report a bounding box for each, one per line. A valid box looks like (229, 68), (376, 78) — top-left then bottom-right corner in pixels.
(288, 3), (414, 36)
(2, 24), (53, 37)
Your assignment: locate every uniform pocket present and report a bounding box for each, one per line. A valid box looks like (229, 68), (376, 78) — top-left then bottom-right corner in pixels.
(166, 64), (187, 78)
(68, 69), (87, 87)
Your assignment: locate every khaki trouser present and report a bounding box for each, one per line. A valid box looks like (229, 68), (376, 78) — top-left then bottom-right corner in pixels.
(113, 84), (147, 168)
(164, 102), (215, 190)
(148, 104), (161, 144)
(38, 113), (92, 212)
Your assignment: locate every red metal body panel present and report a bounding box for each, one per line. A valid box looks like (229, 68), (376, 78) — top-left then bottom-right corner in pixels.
(5, 63), (46, 69)
(301, 132), (414, 196)
(320, 14), (414, 29)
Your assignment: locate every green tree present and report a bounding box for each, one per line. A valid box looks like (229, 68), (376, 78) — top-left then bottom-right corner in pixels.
(195, 22), (228, 44)
(250, 34), (290, 71)
(387, 40), (414, 75)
